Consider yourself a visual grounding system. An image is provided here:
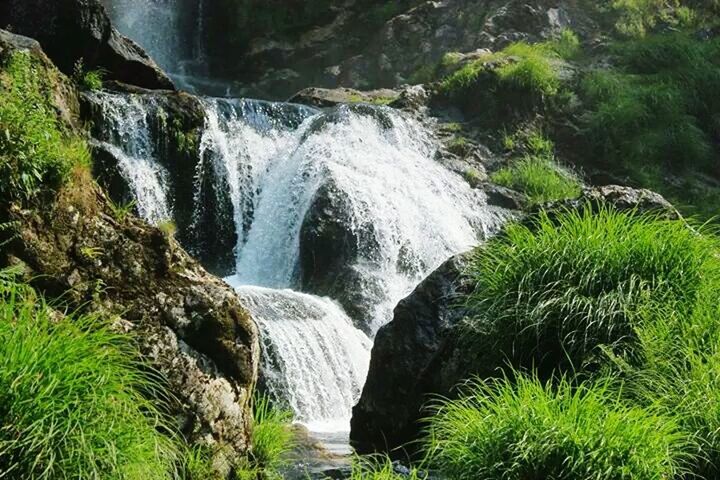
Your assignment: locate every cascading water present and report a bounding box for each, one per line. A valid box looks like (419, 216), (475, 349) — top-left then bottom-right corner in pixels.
(87, 92), (172, 225)
(88, 90), (507, 449)
(100, 0), (211, 93)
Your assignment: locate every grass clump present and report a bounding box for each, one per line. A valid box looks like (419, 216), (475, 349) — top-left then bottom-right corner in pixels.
(0, 275), (179, 479)
(249, 395), (294, 476)
(0, 51), (91, 202)
(349, 456), (423, 480)
(492, 130), (581, 204)
(426, 375), (691, 480)
(491, 156), (581, 205)
(440, 30), (578, 99)
(462, 206), (717, 378)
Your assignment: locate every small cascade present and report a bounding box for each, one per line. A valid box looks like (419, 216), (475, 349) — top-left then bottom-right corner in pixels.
(192, 99), (318, 252)
(87, 93), (172, 225)
(232, 285), (371, 429)
(100, 0), (209, 92)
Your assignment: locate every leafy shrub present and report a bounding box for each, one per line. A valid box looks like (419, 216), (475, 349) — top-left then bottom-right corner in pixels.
(462, 206), (717, 378)
(610, 0), (703, 36)
(426, 375), (691, 480)
(0, 51), (91, 201)
(0, 277), (179, 479)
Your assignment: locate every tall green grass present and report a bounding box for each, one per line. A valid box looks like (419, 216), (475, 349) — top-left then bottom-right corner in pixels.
(581, 33), (720, 173)
(0, 276), (179, 479)
(0, 51), (91, 202)
(492, 130), (581, 205)
(462, 206), (717, 378)
(250, 395), (294, 473)
(349, 456), (423, 480)
(426, 375), (692, 480)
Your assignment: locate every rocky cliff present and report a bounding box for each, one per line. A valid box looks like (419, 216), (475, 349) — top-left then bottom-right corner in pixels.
(0, 29), (257, 471)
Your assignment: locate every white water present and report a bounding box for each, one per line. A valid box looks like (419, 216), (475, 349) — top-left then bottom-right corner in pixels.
(89, 92), (507, 440)
(100, 0), (208, 92)
(88, 93), (172, 225)
(208, 103), (505, 333)
(232, 285), (371, 428)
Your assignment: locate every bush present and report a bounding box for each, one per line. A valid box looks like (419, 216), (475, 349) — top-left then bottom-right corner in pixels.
(0, 51), (91, 201)
(462, 206), (717, 378)
(426, 375), (691, 480)
(440, 32), (577, 100)
(0, 276), (179, 479)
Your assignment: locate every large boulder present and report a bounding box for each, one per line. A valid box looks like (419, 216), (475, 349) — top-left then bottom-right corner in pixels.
(350, 185), (678, 455)
(350, 253), (473, 454)
(0, 0), (174, 90)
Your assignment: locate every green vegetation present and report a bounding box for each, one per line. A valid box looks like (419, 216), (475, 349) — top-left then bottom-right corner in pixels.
(426, 375), (690, 480)
(0, 272), (179, 479)
(109, 198), (137, 221)
(424, 206), (720, 478)
(462, 206), (717, 377)
(349, 456), (423, 480)
(492, 130), (581, 204)
(0, 51), (91, 201)
(609, 0), (707, 37)
(249, 395), (294, 474)
(440, 29), (579, 99)
(581, 33), (720, 173)
(158, 219), (178, 238)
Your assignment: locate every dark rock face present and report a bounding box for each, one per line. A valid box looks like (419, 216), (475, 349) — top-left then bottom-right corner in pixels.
(350, 185), (678, 455)
(0, 0), (174, 90)
(221, 0), (598, 98)
(299, 180), (382, 331)
(350, 253), (473, 454)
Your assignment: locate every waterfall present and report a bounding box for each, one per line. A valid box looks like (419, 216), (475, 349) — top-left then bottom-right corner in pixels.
(87, 93), (172, 225)
(232, 285), (371, 429)
(88, 91), (507, 439)
(100, 0), (209, 92)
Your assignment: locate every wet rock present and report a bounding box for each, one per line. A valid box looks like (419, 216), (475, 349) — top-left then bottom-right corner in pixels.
(350, 253), (473, 455)
(299, 181), (382, 331)
(0, 0), (174, 90)
(290, 87), (400, 108)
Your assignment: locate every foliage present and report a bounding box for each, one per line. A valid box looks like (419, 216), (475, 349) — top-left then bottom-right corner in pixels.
(492, 130), (581, 204)
(608, 0), (715, 37)
(462, 206), (718, 379)
(0, 52), (91, 202)
(349, 456), (423, 480)
(109, 198), (137, 222)
(492, 156), (581, 205)
(250, 395), (294, 474)
(425, 375), (692, 480)
(73, 59), (104, 91)
(0, 275), (179, 479)
(158, 219), (178, 238)
(581, 33), (720, 174)
(440, 30), (578, 99)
